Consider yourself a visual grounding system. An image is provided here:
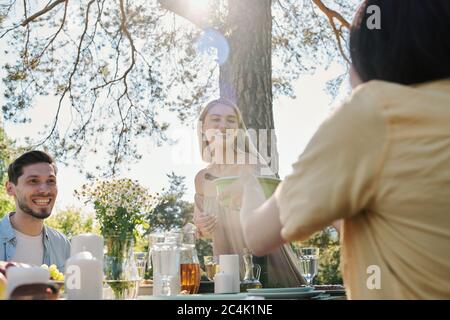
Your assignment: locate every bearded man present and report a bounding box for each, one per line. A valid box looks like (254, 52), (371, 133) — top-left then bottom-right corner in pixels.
(0, 151), (70, 271)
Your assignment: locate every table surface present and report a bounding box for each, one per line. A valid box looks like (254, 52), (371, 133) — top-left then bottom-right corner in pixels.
(136, 284), (346, 300)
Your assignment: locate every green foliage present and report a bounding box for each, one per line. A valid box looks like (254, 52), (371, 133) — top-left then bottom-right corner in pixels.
(0, 190), (14, 219)
(46, 207), (98, 240)
(316, 243), (342, 285)
(0, 127), (13, 178)
(147, 172), (193, 232)
(0, 128), (15, 218)
(299, 227), (343, 285)
(196, 237), (214, 281)
(148, 194), (195, 232)
(133, 223), (150, 253)
(197, 238), (213, 264)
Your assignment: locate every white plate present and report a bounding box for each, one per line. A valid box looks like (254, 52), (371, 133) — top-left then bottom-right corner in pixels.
(247, 290), (325, 300)
(247, 287), (314, 294)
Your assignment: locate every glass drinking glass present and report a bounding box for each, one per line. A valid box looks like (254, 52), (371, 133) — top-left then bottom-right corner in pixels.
(203, 256), (219, 281)
(134, 252), (148, 280)
(298, 247), (319, 287)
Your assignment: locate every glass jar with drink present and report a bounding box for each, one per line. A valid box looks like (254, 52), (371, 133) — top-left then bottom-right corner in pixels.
(180, 223), (201, 294)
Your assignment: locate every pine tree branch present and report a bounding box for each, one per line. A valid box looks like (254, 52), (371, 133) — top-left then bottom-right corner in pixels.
(311, 0), (350, 29)
(311, 0), (351, 63)
(21, 0), (66, 26)
(35, 0), (95, 148)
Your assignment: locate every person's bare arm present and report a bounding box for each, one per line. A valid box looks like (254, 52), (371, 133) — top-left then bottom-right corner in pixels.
(236, 168), (345, 256)
(193, 170), (217, 237)
(235, 173), (284, 256)
(241, 194), (285, 256)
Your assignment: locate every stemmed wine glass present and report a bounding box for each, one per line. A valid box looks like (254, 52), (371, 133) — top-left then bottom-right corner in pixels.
(297, 247), (319, 287)
(134, 252), (148, 280)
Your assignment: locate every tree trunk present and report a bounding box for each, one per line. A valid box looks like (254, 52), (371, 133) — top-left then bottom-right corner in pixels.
(220, 0), (278, 174)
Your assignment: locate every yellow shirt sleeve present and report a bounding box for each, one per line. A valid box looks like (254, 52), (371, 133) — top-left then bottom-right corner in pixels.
(275, 83), (389, 242)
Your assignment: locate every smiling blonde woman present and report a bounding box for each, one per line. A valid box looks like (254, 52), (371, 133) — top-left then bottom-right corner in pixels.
(193, 98), (305, 288)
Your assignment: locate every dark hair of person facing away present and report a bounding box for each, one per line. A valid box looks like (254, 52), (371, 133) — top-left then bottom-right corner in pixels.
(7, 150), (57, 185)
(350, 0), (450, 85)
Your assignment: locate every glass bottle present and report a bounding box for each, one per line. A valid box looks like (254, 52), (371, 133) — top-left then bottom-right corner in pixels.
(240, 248), (263, 292)
(179, 223), (201, 294)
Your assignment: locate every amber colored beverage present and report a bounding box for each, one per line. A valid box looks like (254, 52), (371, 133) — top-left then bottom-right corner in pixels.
(180, 263), (201, 294)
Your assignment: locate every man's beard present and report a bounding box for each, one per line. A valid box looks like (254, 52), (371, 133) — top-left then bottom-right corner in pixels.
(17, 198), (52, 220)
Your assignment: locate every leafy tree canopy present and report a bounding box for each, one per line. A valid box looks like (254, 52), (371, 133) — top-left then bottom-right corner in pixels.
(147, 171), (194, 232)
(0, 126), (16, 217)
(0, 0), (354, 175)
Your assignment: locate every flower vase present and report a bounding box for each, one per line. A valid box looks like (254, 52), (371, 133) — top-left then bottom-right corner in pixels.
(103, 235), (140, 299)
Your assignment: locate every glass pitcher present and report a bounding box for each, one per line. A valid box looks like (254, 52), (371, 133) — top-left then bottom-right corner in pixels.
(151, 240), (180, 296)
(240, 248), (262, 291)
(148, 232), (165, 271)
(179, 223), (201, 294)
(151, 230), (182, 296)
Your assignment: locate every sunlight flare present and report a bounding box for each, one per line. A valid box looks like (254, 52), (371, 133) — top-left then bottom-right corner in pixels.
(189, 0), (211, 15)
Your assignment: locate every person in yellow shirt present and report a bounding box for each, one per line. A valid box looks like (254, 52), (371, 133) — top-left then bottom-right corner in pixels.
(238, 0), (450, 299)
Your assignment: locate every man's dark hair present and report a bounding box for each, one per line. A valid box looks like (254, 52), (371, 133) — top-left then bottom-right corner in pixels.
(350, 0), (450, 85)
(7, 150), (57, 185)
